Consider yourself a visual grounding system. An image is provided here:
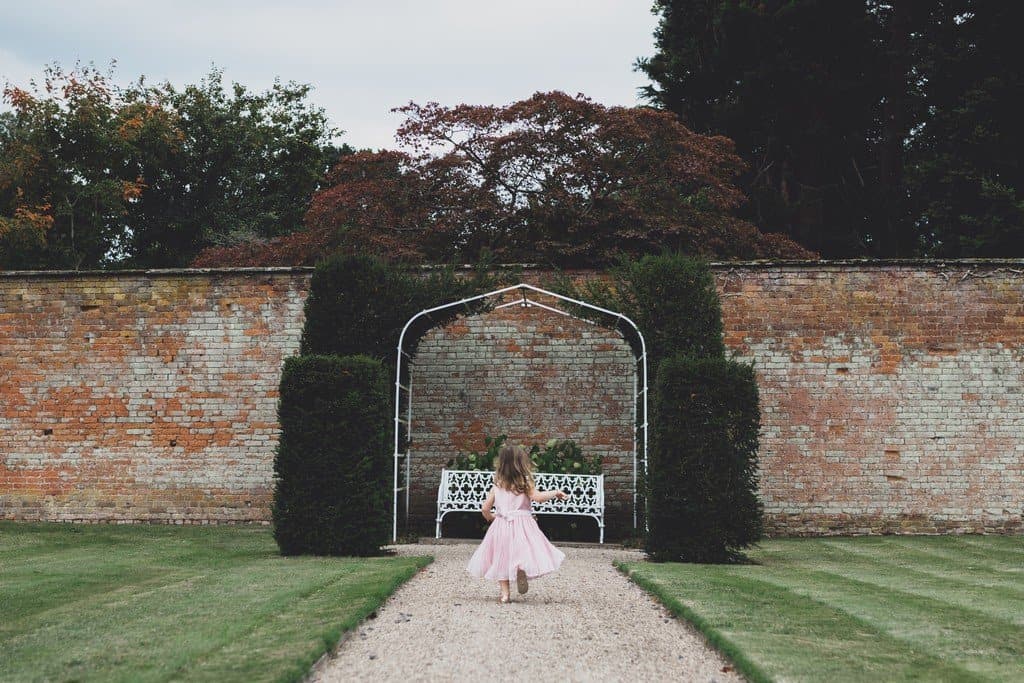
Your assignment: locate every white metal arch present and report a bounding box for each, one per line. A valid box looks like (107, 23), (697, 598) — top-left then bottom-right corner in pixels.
(391, 283), (649, 541)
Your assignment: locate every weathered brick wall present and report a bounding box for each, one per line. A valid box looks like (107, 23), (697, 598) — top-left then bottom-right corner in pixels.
(2, 261), (1022, 536)
(718, 261), (1024, 535)
(0, 268), (309, 523)
(409, 301), (636, 535)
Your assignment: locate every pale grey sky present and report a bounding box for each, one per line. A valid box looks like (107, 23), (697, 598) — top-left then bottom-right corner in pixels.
(0, 0), (659, 150)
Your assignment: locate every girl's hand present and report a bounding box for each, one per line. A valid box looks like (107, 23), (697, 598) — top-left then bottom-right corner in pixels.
(554, 490), (568, 501)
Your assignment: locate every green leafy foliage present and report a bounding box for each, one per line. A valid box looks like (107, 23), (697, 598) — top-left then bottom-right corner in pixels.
(0, 64), (179, 269)
(553, 252), (725, 370)
(299, 252), (506, 362)
(637, 1), (886, 256)
(529, 439), (602, 475)
(906, 2), (1024, 257)
(446, 434), (507, 471)
(272, 354), (391, 556)
(127, 67), (343, 267)
(646, 355), (763, 563)
(0, 63), (340, 269)
(447, 435), (601, 475)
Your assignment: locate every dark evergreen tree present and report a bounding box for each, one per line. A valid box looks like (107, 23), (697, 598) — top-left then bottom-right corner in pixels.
(905, 0), (1024, 257)
(638, 0), (1024, 257)
(637, 0), (885, 256)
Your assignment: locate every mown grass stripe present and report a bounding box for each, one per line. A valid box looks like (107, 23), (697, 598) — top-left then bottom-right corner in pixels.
(622, 537), (1024, 682)
(0, 567), (198, 634)
(742, 559), (1024, 678)
(955, 535), (1024, 555)
(619, 561), (982, 683)
(0, 523), (431, 683)
(882, 536), (1024, 573)
(815, 539), (1024, 604)
(175, 556), (431, 683)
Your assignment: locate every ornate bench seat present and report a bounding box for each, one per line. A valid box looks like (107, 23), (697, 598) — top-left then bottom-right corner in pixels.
(436, 469), (605, 543)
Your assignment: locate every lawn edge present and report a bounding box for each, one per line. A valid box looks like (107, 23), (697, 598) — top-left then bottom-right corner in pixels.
(613, 560), (774, 683)
(290, 554), (434, 683)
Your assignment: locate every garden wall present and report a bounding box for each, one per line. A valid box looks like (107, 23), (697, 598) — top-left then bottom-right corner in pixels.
(0, 268), (309, 524)
(719, 260), (1024, 535)
(1, 260), (1021, 536)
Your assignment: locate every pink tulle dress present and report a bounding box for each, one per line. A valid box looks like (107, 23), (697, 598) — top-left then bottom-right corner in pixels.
(466, 485), (566, 581)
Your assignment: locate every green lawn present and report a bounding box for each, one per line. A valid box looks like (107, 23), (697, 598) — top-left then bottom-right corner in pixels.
(0, 521), (430, 683)
(619, 536), (1024, 683)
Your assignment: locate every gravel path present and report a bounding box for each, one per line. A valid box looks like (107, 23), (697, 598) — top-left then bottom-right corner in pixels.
(308, 543), (743, 682)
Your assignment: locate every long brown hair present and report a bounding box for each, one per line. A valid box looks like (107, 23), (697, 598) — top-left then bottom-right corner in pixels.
(495, 444), (534, 495)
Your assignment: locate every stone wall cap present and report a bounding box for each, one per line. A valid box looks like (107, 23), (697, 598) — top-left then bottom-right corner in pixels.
(3, 258), (1024, 279)
(706, 258), (1024, 269)
(0, 266), (317, 279)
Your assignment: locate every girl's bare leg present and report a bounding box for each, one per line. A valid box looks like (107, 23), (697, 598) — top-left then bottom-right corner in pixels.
(498, 580), (511, 602)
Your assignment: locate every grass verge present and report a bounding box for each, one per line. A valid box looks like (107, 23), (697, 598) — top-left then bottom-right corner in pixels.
(617, 536), (1024, 683)
(0, 521), (431, 683)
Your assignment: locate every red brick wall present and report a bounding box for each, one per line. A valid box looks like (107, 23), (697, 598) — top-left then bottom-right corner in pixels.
(2, 261), (1022, 535)
(0, 268), (309, 524)
(718, 261), (1024, 534)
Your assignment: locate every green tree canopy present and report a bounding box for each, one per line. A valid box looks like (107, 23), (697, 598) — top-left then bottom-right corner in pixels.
(0, 63), (342, 269)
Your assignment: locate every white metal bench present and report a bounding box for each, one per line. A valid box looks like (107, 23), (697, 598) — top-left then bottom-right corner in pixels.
(436, 469), (605, 543)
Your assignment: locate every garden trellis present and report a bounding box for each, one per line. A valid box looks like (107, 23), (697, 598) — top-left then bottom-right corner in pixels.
(392, 283), (649, 541)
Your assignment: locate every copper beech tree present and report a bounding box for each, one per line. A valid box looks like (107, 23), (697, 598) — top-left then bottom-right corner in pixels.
(194, 91), (814, 267)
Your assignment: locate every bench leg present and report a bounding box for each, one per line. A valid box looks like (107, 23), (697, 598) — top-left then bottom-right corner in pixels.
(436, 517), (441, 539)
(599, 521), (604, 544)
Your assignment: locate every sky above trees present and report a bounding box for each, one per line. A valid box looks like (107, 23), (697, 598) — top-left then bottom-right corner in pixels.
(0, 1), (658, 150)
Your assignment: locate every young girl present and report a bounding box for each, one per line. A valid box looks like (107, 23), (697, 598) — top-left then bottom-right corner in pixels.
(466, 443), (568, 603)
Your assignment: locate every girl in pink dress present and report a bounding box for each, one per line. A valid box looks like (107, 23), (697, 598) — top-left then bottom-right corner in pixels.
(466, 443), (568, 603)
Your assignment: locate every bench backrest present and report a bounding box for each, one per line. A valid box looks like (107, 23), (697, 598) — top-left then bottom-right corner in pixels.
(438, 469), (604, 514)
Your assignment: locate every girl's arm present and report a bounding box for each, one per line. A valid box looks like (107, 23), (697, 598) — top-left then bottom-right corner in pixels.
(480, 487), (496, 522)
(529, 488), (568, 504)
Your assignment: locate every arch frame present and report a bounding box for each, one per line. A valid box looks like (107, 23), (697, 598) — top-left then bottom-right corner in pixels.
(392, 283), (649, 542)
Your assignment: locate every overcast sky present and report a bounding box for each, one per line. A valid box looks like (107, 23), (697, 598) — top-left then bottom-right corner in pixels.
(0, 1), (659, 150)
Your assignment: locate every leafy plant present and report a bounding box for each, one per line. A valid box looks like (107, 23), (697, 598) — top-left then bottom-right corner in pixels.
(446, 434), (507, 471)
(529, 439), (602, 475)
(447, 435), (601, 475)
(551, 252), (726, 371)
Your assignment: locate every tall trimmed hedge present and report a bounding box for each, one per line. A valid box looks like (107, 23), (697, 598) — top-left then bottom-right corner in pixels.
(300, 252), (503, 361)
(647, 355), (763, 563)
(560, 253), (726, 368)
(556, 252), (764, 560)
(272, 354), (391, 556)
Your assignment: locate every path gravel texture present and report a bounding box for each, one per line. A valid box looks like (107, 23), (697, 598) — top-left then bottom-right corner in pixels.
(308, 542), (742, 683)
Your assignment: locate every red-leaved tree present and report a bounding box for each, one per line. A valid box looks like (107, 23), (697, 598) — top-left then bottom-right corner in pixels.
(194, 92), (814, 266)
